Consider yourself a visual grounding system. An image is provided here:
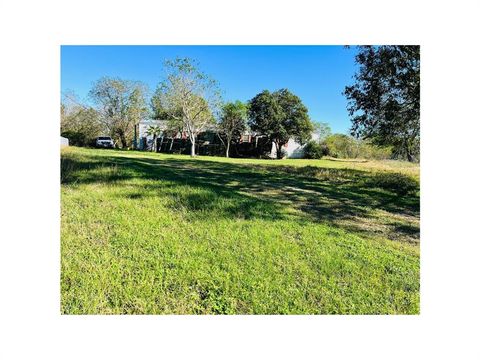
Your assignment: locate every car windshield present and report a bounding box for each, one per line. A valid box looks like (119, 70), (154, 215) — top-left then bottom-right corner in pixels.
(98, 137), (111, 140)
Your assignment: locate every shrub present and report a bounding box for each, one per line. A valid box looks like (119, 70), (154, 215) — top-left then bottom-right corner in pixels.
(303, 140), (328, 159)
(61, 130), (95, 147)
(324, 134), (392, 160)
(61, 106), (103, 147)
(358, 141), (392, 160)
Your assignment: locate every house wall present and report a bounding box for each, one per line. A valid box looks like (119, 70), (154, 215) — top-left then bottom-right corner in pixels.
(138, 120), (167, 138)
(138, 120), (169, 150)
(270, 133), (320, 159)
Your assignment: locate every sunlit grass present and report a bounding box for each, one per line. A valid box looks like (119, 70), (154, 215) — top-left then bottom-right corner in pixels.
(61, 147), (420, 314)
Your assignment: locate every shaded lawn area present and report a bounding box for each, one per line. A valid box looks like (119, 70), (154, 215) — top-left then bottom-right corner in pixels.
(61, 147), (420, 314)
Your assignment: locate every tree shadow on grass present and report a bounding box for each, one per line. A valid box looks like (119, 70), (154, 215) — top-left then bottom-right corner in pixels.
(61, 151), (420, 243)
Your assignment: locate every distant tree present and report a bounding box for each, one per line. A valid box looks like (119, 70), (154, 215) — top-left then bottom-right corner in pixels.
(323, 133), (392, 160)
(248, 89), (313, 159)
(303, 140), (329, 159)
(151, 87), (174, 120)
(358, 140), (392, 160)
(344, 45), (420, 161)
(61, 103), (66, 124)
(61, 92), (102, 147)
(313, 121), (332, 142)
(153, 58), (221, 157)
(146, 125), (162, 152)
(325, 134), (360, 158)
(61, 107), (102, 147)
(89, 77), (148, 148)
(218, 101), (248, 157)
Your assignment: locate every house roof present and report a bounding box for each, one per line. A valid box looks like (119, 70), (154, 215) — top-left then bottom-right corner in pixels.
(139, 119), (167, 125)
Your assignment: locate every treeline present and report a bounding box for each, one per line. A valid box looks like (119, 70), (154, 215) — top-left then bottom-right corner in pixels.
(61, 58), (314, 159)
(61, 78), (148, 148)
(62, 45), (420, 162)
(303, 134), (392, 160)
(61, 97), (103, 147)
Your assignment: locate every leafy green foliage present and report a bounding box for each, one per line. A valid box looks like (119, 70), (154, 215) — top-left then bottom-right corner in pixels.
(89, 77), (148, 148)
(218, 101), (248, 157)
(153, 58), (221, 156)
(303, 140), (328, 159)
(150, 88), (172, 120)
(324, 134), (392, 160)
(146, 125), (162, 152)
(248, 89), (314, 159)
(60, 101), (102, 147)
(344, 46), (420, 161)
(325, 134), (359, 158)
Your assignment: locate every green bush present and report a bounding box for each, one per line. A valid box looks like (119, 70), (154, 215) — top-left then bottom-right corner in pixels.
(61, 130), (95, 147)
(61, 106), (102, 147)
(358, 141), (392, 160)
(324, 134), (392, 160)
(303, 140), (328, 159)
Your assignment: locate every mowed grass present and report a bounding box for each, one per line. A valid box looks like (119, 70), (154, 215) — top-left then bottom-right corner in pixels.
(61, 147), (420, 314)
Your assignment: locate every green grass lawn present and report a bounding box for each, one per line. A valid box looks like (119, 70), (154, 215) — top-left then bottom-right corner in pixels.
(61, 147), (420, 314)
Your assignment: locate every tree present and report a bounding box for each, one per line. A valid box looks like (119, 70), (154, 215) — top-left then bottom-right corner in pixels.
(151, 87), (175, 120)
(218, 101), (248, 157)
(303, 140), (329, 159)
(344, 46), (420, 161)
(313, 121), (332, 142)
(89, 77), (148, 148)
(324, 134), (360, 158)
(322, 133), (392, 160)
(61, 92), (103, 146)
(146, 125), (162, 152)
(153, 58), (221, 157)
(248, 89), (313, 159)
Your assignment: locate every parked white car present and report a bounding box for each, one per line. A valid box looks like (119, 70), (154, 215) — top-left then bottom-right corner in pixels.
(95, 136), (115, 148)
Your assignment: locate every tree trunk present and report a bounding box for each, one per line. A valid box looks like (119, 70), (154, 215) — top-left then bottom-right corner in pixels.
(159, 136), (164, 152)
(405, 143), (415, 162)
(119, 131), (127, 149)
(275, 142), (283, 159)
(152, 135), (157, 152)
(407, 152), (414, 162)
(190, 138), (196, 157)
(226, 141), (230, 158)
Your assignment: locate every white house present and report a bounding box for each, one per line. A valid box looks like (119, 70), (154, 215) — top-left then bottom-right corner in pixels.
(136, 119), (170, 150)
(269, 132), (321, 159)
(136, 118), (322, 159)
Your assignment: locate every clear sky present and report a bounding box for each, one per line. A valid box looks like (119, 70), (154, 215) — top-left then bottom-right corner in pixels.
(61, 45), (359, 134)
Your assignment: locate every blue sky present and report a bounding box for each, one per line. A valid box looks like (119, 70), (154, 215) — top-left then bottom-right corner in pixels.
(61, 45), (359, 134)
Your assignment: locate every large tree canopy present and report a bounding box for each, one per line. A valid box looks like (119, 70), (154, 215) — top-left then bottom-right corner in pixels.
(89, 77), (148, 148)
(248, 89), (313, 159)
(153, 58), (221, 157)
(344, 45), (420, 161)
